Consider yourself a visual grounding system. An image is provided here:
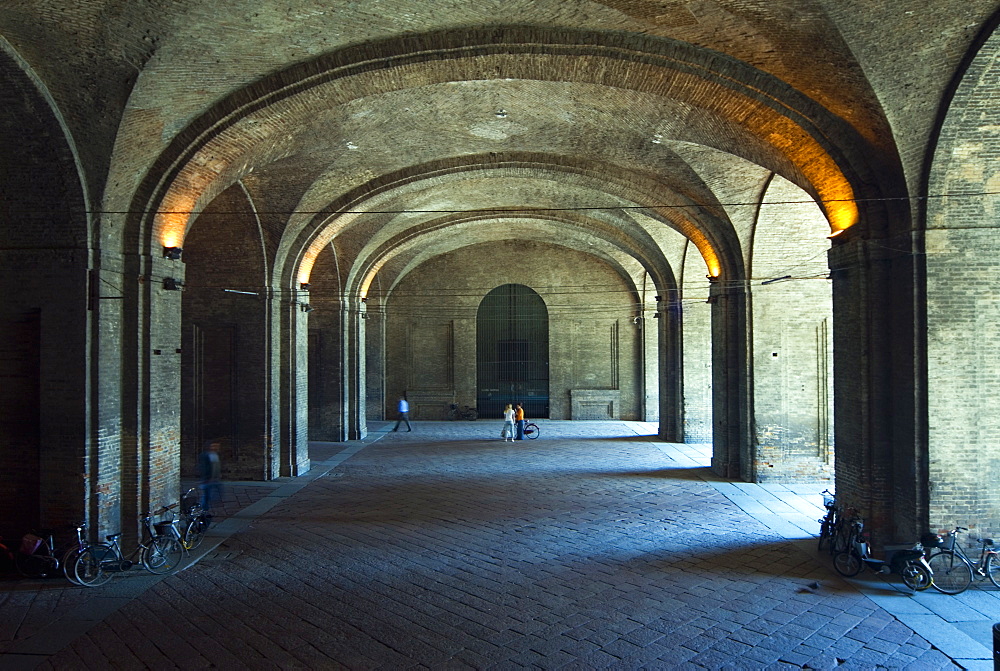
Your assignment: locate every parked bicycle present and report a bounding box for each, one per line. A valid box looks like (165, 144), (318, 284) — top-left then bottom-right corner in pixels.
(180, 487), (211, 550)
(522, 421), (539, 439)
(817, 490), (844, 555)
(833, 518), (932, 591)
(14, 524), (86, 582)
(447, 404), (478, 421)
(72, 507), (185, 586)
(924, 526), (1000, 594)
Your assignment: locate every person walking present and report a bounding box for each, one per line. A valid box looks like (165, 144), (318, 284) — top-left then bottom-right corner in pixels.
(393, 396), (412, 432)
(515, 403), (526, 440)
(501, 403), (516, 441)
(198, 439), (224, 515)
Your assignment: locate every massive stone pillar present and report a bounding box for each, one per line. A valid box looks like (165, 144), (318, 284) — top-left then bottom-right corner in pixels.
(830, 231), (924, 542)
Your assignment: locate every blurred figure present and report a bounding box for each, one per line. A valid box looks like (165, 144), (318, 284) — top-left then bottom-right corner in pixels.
(393, 395), (412, 432)
(515, 403), (525, 440)
(198, 440), (223, 515)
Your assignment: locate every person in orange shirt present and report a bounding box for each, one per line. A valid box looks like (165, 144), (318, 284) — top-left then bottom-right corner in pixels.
(514, 403), (525, 440)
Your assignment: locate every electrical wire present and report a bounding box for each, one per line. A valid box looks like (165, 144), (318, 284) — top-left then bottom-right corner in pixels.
(77, 188), (1000, 217)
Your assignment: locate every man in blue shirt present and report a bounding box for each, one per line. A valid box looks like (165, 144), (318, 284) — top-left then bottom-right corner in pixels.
(393, 396), (412, 432)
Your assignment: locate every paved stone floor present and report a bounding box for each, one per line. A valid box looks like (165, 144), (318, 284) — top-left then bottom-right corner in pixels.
(2, 421), (997, 669)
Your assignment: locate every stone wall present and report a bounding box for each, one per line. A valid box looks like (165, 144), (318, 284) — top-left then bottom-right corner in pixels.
(750, 177), (834, 483)
(925, 27), (1000, 536)
(382, 240), (646, 422)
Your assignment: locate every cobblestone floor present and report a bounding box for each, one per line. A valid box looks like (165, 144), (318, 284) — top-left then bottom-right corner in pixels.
(1, 421), (988, 669)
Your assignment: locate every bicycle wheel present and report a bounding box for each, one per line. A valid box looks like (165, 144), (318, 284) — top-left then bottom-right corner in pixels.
(984, 552), (1000, 589)
(74, 546), (113, 587)
(817, 518), (832, 552)
(901, 561), (933, 591)
(831, 522), (850, 556)
(142, 536), (184, 574)
(14, 551), (53, 578)
(61, 545), (84, 584)
(927, 551), (973, 594)
(833, 549), (862, 577)
(183, 517), (207, 550)
(524, 422), (539, 439)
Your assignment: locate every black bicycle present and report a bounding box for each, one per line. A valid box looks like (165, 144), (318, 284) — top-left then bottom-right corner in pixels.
(522, 422), (540, 439)
(180, 487), (211, 551)
(925, 526), (1000, 594)
(14, 524), (86, 582)
(72, 508), (185, 586)
(817, 490), (841, 554)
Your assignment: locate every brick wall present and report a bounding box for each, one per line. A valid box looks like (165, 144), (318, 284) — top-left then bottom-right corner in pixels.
(750, 176), (834, 483)
(925, 27), (1000, 537)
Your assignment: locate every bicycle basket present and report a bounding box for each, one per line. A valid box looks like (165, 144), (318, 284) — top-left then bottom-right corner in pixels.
(19, 533), (44, 556)
(920, 532), (942, 548)
(822, 493), (835, 508)
(153, 521), (176, 536)
(940, 532), (956, 551)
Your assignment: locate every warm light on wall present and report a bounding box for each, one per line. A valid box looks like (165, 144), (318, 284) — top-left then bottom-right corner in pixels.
(156, 191), (198, 250)
(815, 169), (859, 234)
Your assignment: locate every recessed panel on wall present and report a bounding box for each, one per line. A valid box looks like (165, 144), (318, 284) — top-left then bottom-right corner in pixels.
(570, 319), (619, 389)
(406, 320), (454, 391)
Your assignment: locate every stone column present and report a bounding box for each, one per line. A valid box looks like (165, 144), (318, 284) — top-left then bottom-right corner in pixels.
(344, 299), (367, 440)
(658, 294), (683, 441)
(709, 277), (752, 480)
(277, 288), (310, 476)
(829, 231), (924, 542)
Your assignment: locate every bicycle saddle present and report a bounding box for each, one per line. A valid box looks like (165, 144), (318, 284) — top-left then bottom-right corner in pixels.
(105, 533), (121, 541)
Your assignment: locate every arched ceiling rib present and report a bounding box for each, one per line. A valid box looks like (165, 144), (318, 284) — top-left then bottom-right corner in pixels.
(342, 209), (677, 300)
(145, 26), (895, 260)
(356, 219), (656, 305)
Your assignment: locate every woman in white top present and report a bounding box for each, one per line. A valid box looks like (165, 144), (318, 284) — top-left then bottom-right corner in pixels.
(501, 404), (516, 441)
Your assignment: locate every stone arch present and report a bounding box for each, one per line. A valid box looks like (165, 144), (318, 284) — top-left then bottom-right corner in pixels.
(126, 25), (905, 264)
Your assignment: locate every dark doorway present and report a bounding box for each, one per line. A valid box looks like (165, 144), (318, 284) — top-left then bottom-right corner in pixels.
(477, 284), (549, 419)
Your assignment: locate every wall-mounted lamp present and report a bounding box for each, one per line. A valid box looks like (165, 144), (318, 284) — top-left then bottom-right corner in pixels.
(632, 316), (642, 325)
(300, 282), (311, 291)
(163, 277), (183, 291)
(654, 295), (662, 302)
(653, 312), (661, 319)
(360, 296), (368, 303)
(300, 303), (312, 313)
(163, 246), (183, 260)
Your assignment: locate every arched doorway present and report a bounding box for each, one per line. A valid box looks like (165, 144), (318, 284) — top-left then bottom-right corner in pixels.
(477, 284), (549, 419)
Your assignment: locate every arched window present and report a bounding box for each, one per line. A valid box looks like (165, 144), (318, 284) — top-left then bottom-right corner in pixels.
(477, 284), (549, 419)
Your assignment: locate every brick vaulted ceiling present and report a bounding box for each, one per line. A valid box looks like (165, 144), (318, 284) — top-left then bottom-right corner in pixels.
(0, 0), (994, 289)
